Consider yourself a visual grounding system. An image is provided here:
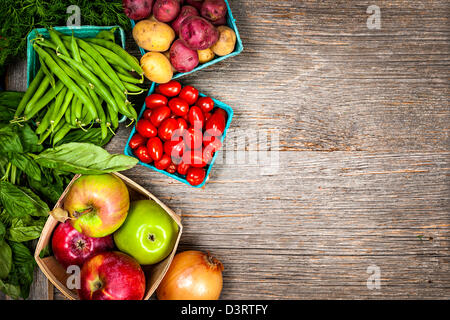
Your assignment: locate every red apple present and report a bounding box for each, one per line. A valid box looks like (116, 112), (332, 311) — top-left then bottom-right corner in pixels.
(51, 222), (114, 269)
(78, 251), (146, 300)
(63, 174), (130, 238)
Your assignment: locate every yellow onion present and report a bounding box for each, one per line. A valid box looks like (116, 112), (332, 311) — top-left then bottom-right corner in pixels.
(157, 250), (224, 300)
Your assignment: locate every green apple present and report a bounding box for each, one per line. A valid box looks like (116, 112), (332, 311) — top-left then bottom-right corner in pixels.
(113, 200), (179, 265)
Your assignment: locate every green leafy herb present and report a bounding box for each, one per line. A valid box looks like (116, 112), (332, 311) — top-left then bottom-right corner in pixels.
(0, 91), (139, 299)
(0, 181), (50, 219)
(36, 142), (138, 174)
(7, 217), (46, 242)
(0, 239), (12, 278)
(0, 242), (36, 299)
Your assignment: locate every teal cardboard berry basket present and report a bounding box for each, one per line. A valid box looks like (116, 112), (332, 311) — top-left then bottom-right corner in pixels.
(130, 0), (243, 79)
(26, 25), (128, 122)
(124, 82), (233, 188)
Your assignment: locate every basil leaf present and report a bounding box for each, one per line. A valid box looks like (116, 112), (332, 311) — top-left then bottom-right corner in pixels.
(0, 105), (15, 123)
(0, 240), (12, 279)
(0, 279), (21, 299)
(0, 181), (49, 218)
(0, 91), (24, 109)
(27, 174), (63, 205)
(0, 156), (8, 177)
(17, 124), (43, 153)
(6, 241), (35, 299)
(10, 153), (41, 181)
(56, 127), (113, 147)
(0, 221), (6, 241)
(0, 221), (5, 241)
(0, 125), (23, 155)
(7, 218), (45, 242)
(36, 142), (138, 174)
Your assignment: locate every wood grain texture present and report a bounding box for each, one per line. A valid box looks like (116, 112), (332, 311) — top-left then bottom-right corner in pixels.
(3, 0), (450, 300)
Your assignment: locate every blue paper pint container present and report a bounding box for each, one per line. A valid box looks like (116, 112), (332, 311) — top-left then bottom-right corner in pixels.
(124, 82), (234, 188)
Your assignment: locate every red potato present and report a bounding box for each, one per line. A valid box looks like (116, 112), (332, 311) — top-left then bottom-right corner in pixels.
(185, 0), (203, 11)
(172, 5), (199, 36)
(153, 0), (181, 22)
(123, 0), (154, 20)
(169, 39), (199, 73)
(179, 16), (219, 50)
(201, 0), (227, 22)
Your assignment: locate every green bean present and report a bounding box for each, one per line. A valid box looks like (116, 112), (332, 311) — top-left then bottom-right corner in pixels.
(123, 82), (144, 95)
(38, 128), (52, 145)
(95, 28), (116, 42)
(70, 96), (78, 126)
(57, 53), (120, 116)
(49, 29), (70, 57)
(70, 33), (82, 62)
(36, 101), (55, 135)
(35, 39), (57, 51)
(78, 48), (125, 97)
(75, 97), (83, 121)
(117, 72), (144, 84)
(112, 64), (131, 76)
(125, 102), (138, 121)
(100, 122), (108, 140)
(33, 44), (97, 120)
(89, 90), (105, 123)
(65, 100), (71, 124)
(61, 37), (126, 93)
(43, 48), (91, 89)
(52, 89), (74, 131)
(23, 76), (51, 115)
(38, 56), (56, 88)
(111, 88), (133, 119)
(80, 104), (94, 127)
(106, 104), (119, 129)
(86, 42), (133, 71)
(50, 87), (68, 131)
(87, 38), (143, 75)
(14, 69), (45, 118)
(38, 118), (65, 145)
(24, 80), (66, 120)
(53, 122), (73, 145)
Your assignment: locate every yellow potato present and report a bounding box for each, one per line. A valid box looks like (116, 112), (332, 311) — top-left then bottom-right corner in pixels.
(197, 48), (215, 64)
(162, 50), (177, 73)
(140, 52), (173, 84)
(211, 26), (236, 57)
(133, 20), (175, 52)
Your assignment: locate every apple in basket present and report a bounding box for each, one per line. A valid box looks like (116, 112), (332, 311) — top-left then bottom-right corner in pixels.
(50, 174), (130, 238)
(78, 251), (146, 300)
(52, 221), (114, 268)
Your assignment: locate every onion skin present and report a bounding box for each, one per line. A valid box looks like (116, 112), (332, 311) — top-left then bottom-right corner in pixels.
(157, 250), (223, 300)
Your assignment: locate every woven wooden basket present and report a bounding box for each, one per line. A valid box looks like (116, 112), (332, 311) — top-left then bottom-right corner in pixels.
(34, 172), (183, 300)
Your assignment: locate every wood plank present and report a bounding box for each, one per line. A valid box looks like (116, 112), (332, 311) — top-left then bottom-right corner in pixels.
(2, 0), (449, 300)
(101, 151), (449, 299)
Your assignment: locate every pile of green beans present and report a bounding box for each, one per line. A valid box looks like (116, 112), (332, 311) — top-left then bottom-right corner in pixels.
(14, 28), (145, 145)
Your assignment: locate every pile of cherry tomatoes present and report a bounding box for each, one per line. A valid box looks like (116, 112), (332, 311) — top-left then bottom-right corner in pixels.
(129, 80), (228, 186)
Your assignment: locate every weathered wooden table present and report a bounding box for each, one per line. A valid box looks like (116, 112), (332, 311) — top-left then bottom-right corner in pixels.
(2, 0), (449, 300)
